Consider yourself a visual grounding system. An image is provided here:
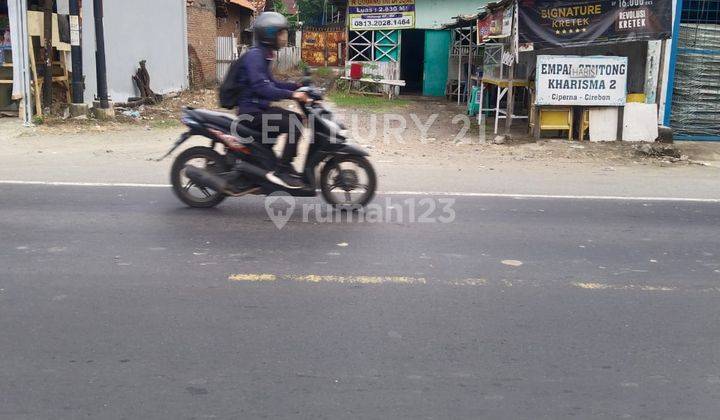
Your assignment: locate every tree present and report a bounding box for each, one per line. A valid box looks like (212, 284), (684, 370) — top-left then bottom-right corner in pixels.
(272, 0), (299, 28)
(295, 0), (327, 26)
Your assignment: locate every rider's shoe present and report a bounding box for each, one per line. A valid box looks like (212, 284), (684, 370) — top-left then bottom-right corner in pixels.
(266, 167), (305, 189)
(287, 167), (304, 180)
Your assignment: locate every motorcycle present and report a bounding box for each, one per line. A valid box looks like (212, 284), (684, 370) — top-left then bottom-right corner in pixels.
(159, 84), (377, 209)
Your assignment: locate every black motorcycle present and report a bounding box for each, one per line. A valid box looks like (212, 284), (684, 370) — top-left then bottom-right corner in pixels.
(160, 86), (376, 209)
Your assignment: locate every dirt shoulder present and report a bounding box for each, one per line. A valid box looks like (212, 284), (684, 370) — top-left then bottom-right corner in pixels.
(1, 89), (718, 199)
(8, 88), (719, 168)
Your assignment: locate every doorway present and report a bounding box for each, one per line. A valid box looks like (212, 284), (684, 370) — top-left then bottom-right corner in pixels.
(400, 29), (424, 94)
(422, 30), (451, 97)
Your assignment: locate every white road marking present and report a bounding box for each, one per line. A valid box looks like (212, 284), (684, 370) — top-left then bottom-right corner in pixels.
(0, 180), (719, 203)
(382, 190), (720, 203)
(0, 180), (170, 188)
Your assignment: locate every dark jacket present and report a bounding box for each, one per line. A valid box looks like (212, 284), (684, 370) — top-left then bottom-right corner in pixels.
(236, 46), (299, 114)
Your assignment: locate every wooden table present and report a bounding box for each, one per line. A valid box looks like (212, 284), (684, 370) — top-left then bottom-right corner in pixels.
(340, 76), (406, 99)
(477, 78), (531, 134)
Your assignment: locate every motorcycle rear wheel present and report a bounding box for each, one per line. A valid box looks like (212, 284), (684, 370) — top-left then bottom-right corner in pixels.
(171, 146), (228, 208)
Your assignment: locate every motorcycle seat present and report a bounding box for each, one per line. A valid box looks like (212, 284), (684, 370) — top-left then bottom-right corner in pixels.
(187, 109), (235, 131)
(187, 109), (269, 141)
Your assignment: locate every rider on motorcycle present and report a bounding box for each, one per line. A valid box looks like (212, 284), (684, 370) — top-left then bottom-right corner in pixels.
(235, 12), (310, 189)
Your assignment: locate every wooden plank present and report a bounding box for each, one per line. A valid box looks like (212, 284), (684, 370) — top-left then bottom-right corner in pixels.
(482, 78), (530, 88)
(351, 90), (384, 96)
(339, 76), (406, 86)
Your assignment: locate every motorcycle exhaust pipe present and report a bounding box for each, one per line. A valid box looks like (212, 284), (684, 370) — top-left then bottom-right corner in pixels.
(184, 166), (229, 192)
(234, 161), (271, 181)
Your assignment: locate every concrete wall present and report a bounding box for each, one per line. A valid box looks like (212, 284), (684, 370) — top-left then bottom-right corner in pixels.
(415, 0), (488, 30)
(82, 0), (189, 104)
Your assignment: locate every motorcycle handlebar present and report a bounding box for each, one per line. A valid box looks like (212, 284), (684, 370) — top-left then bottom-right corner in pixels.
(295, 86), (325, 102)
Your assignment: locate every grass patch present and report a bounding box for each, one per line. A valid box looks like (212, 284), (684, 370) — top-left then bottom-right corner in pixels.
(327, 91), (410, 110)
(315, 66), (335, 78)
(150, 119), (182, 129)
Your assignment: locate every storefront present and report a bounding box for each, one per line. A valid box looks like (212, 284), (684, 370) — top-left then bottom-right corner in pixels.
(473, 0), (675, 142)
(345, 0), (486, 96)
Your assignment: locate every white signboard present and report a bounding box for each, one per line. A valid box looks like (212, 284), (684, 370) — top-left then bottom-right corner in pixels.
(535, 55), (628, 106)
(350, 14), (414, 30)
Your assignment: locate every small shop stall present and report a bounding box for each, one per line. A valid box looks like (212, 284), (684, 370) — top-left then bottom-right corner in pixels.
(475, 0), (532, 134)
(442, 14), (483, 105)
(1, 0), (72, 122)
(475, 0), (674, 142)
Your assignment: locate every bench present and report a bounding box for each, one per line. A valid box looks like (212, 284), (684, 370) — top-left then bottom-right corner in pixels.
(339, 76), (406, 99)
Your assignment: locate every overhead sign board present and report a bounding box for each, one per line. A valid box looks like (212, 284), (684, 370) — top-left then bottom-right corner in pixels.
(519, 0), (673, 49)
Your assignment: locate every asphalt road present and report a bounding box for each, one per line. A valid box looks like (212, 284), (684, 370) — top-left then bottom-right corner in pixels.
(1, 185), (720, 419)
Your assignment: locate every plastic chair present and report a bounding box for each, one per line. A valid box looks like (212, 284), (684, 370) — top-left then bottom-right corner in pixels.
(467, 86), (480, 116)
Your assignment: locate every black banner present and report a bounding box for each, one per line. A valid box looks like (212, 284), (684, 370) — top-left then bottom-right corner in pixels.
(518, 0), (673, 49)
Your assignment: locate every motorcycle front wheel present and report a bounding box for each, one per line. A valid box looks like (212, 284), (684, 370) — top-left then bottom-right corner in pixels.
(320, 155), (377, 209)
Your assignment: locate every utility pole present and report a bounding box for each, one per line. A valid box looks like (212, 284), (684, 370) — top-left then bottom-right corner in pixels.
(93, 0), (110, 110)
(504, 3), (518, 137)
(42, 0), (53, 111)
(69, 0), (84, 105)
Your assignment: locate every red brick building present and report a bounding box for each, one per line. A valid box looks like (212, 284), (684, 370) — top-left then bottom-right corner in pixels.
(187, 0), (219, 86)
(217, 0), (256, 45)
(186, 0), (257, 87)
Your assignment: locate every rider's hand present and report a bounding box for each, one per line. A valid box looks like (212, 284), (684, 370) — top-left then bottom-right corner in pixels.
(292, 91), (311, 103)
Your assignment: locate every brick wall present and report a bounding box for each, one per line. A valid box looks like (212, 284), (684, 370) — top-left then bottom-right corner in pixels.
(250, 0), (267, 12)
(217, 5), (253, 39)
(187, 0), (217, 86)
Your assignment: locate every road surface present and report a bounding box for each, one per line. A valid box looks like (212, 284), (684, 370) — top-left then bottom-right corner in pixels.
(1, 184), (719, 419)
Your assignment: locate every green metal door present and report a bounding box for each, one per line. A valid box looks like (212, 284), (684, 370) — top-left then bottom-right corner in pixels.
(422, 30), (451, 96)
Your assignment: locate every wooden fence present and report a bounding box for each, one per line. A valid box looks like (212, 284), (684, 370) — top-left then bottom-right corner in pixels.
(275, 46), (301, 71)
